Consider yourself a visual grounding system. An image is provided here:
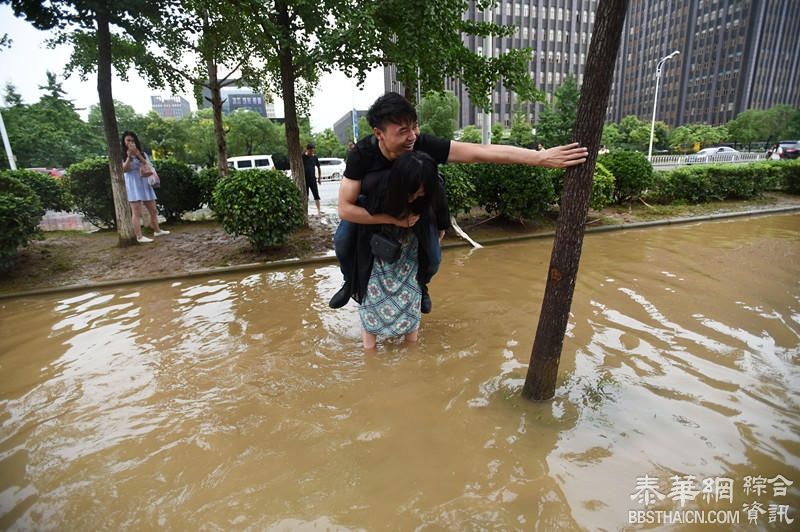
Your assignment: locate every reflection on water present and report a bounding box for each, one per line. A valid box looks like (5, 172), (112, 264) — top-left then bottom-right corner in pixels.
(1, 214), (799, 530)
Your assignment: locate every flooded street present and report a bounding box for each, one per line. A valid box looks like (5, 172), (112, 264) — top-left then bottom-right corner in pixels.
(1, 213), (798, 530)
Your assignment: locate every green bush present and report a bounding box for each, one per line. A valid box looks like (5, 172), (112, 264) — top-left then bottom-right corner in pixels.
(0, 169), (72, 212)
(772, 160), (800, 194)
(197, 166), (222, 207)
(647, 162), (778, 204)
(63, 157), (115, 228)
(153, 159), (203, 222)
(212, 169), (304, 250)
(439, 164), (477, 216)
(545, 164), (615, 210)
(598, 150), (653, 203)
(470, 163), (555, 220)
(590, 162), (616, 210)
(0, 174), (43, 269)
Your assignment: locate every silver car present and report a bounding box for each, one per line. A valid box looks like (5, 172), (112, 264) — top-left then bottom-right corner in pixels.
(686, 146), (741, 165)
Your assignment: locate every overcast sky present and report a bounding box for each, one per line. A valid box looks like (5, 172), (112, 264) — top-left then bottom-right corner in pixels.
(0, 5), (385, 133)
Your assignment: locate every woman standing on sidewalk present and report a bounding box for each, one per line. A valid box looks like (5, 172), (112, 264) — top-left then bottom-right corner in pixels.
(121, 131), (170, 243)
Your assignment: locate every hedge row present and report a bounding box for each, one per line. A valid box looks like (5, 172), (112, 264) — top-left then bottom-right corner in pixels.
(646, 160), (798, 204)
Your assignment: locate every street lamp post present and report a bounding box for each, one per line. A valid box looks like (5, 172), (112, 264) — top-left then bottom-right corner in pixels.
(647, 50), (680, 162)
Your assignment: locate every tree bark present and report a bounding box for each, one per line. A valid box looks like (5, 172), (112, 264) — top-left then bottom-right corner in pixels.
(276, 0), (308, 225)
(522, 0), (629, 401)
(96, 9), (136, 246)
(206, 59), (229, 177)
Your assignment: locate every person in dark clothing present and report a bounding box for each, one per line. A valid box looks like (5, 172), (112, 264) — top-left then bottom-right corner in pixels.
(356, 152), (440, 349)
(303, 143), (322, 215)
(329, 92), (589, 314)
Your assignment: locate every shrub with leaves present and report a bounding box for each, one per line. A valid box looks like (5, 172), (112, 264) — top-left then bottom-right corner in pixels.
(471, 163), (555, 220)
(0, 169), (72, 212)
(153, 159), (203, 222)
(0, 173), (43, 269)
(646, 162), (780, 204)
(212, 169), (303, 250)
(63, 157), (115, 228)
(439, 164), (477, 217)
(590, 162), (616, 210)
(197, 166), (222, 207)
(772, 160), (800, 194)
(598, 150), (653, 203)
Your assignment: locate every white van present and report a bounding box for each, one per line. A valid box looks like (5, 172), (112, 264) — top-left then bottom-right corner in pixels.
(227, 155), (275, 171)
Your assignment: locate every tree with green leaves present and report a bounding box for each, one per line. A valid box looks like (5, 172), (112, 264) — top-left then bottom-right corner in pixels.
(2, 0), (175, 245)
(417, 91), (459, 140)
(536, 76), (580, 148)
(458, 125), (482, 143)
(1, 74), (103, 168)
(509, 111), (533, 147)
(225, 109), (285, 157)
(312, 128), (346, 158)
(368, 0), (540, 111)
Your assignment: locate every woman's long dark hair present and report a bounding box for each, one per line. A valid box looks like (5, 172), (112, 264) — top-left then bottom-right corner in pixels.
(382, 151), (438, 219)
(120, 131), (143, 156)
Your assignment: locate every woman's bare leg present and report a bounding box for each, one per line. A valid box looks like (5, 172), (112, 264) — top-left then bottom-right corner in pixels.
(362, 330), (377, 350)
(144, 200), (161, 232)
(130, 202), (143, 238)
(404, 329), (419, 344)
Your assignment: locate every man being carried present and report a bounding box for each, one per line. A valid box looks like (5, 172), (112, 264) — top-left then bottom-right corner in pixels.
(329, 92), (588, 312)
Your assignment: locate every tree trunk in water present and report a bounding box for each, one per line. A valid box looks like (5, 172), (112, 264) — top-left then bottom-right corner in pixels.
(206, 59), (228, 177)
(276, 1), (308, 225)
(96, 10), (135, 246)
(522, 0), (629, 401)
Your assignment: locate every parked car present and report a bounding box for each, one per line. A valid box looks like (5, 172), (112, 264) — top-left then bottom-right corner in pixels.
(227, 154), (275, 171)
(777, 140), (800, 159)
(318, 157), (346, 181)
(685, 146), (741, 164)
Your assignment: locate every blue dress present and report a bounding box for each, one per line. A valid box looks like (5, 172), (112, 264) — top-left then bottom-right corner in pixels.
(359, 232), (421, 337)
(123, 154), (157, 202)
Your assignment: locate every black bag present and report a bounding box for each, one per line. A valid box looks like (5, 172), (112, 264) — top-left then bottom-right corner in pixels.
(370, 232), (401, 263)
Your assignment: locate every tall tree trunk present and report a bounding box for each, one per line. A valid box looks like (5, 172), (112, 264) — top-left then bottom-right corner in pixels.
(96, 10), (135, 246)
(276, 1), (308, 225)
(522, 0), (629, 401)
(206, 59), (228, 177)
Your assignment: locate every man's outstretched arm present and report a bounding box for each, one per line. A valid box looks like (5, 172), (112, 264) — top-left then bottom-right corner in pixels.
(448, 141), (588, 168)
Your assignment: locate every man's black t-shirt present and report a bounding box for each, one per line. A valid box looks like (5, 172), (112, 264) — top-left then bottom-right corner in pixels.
(343, 134), (450, 179)
(302, 153), (320, 181)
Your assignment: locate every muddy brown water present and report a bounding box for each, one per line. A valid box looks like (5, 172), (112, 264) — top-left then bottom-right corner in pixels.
(1, 214), (799, 530)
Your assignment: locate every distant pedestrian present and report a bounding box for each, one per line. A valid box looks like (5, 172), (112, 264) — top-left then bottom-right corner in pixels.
(537, 143), (545, 151)
(768, 143), (780, 160)
(121, 131), (170, 244)
(303, 143), (322, 215)
(599, 144), (610, 155)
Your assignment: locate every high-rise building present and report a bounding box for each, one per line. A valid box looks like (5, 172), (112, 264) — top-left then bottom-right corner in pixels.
(150, 95), (191, 119)
(608, 0), (800, 126)
(384, 0), (799, 130)
(333, 109), (368, 144)
(201, 82), (269, 117)
(385, 0), (599, 129)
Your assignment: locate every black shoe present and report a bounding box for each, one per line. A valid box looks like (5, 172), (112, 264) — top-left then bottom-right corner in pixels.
(329, 282), (352, 309)
(421, 287), (432, 314)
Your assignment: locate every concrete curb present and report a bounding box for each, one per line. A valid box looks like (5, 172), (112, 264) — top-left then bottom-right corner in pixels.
(2, 205), (798, 301)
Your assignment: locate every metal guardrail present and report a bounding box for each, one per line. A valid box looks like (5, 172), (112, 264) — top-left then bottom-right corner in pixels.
(650, 152), (767, 167)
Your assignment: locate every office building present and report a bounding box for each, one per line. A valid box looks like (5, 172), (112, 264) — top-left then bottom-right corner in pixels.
(384, 0), (799, 130)
(201, 82), (269, 117)
(150, 95), (191, 119)
(333, 109), (368, 144)
(608, 0), (800, 126)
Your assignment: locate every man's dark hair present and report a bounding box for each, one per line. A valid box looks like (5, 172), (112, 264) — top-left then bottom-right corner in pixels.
(366, 92), (417, 130)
